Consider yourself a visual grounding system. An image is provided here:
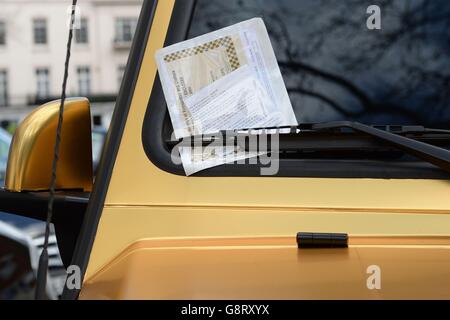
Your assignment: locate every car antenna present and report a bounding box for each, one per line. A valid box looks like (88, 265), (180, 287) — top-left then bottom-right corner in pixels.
(35, 0), (78, 300)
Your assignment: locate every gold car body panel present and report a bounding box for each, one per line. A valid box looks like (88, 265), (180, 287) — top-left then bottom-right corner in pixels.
(80, 236), (450, 300)
(79, 0), (450, 298)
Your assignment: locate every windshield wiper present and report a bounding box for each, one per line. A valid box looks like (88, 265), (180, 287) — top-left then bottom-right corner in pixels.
(310, 121), (450, 173)
(167, 121), (450, 174)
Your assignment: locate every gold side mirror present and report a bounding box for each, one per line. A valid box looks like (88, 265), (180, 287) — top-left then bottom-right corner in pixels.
(4, 98), (93, 192)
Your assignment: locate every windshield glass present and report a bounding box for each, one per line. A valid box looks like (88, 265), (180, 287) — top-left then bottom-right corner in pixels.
(188, 0), (450, 129)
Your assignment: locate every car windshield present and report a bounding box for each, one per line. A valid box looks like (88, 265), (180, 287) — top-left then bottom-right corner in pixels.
(188, 0), (450, 129)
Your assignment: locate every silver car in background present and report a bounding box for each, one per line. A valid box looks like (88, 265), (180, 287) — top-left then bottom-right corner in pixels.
(0, 126), (107, 299)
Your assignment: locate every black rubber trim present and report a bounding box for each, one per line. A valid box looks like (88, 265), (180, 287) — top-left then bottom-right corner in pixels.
(141, 2), (450, 180)
(142, 0), (197, 176)
(61, 0), (158, 300)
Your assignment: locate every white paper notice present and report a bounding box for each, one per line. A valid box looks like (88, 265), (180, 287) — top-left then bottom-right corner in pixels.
(184, 65), (285, 134)
(179, 145), (261, 176)
(155, 18), (298, 175)
(178, 66), (281, 175)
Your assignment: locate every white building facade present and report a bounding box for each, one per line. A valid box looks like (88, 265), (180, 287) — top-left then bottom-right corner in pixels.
(0, 0), (143, 127)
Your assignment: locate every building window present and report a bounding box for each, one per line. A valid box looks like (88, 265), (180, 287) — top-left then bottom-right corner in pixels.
(117, 65), (126, 89)
(0, 21), (6, 46)
(35, 68), (50, 99)
(33, 18), (47, 45)
(114, 17), (137, 43)
(75, 18), (89, 44)
(0, 70), (8, 107)
(77, 66), (91, 96)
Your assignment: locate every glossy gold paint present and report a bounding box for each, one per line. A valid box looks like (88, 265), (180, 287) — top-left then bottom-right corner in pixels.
(5, 98), (93, 192)
(80, 0), (450, 299)
(81, 236), (450, 299)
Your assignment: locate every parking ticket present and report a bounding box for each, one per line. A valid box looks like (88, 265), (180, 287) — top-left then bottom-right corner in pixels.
(155, 18), (297, 175)
(156, 18), (297, 139)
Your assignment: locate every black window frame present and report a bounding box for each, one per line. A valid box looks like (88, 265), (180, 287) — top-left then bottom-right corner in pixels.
(0, 69), (8, 107)
(33, 18), (48, 45)
(141, 0), (450, 180)
(35, 67), (50, 99)
(0, 21), (6, 46)
(76, 65), (91, 96)
(114, 17), (138, 43)
(75, 17), (89, 44)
